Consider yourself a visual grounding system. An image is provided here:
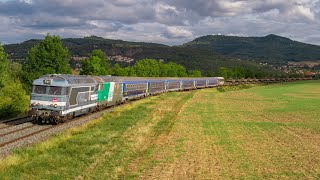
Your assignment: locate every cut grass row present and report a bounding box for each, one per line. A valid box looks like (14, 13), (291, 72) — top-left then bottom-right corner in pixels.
(1, 80), (320, 179)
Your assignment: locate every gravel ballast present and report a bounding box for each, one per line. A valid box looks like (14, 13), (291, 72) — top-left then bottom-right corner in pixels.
(0, 109), (112, 158)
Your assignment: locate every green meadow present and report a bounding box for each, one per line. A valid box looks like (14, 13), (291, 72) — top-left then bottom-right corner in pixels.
(1, 81), (320, 179)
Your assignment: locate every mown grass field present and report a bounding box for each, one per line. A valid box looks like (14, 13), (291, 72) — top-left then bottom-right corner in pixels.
(1, 81), (320, 179)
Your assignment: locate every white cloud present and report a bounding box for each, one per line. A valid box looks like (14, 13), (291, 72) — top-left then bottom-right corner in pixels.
(0, 0), (319, 45)
(163, 27), (193, 39)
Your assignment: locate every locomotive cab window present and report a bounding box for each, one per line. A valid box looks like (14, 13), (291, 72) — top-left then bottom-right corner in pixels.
(33, 85), (46, 94)
(48, 87), (67, 95)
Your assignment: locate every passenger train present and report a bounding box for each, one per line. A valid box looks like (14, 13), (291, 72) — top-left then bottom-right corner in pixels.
(28, 75), (225, 124)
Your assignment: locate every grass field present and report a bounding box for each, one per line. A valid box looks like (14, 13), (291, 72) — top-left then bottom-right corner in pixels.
(1, 81), (320, 179)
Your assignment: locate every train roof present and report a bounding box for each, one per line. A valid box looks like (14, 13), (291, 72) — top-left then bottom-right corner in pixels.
(33, 75), (224, 86)
(33, 74), (97, 86)
(98, 76), (220, 82)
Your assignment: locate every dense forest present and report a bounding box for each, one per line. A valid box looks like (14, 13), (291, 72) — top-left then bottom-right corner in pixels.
(182, 34), (320, 64)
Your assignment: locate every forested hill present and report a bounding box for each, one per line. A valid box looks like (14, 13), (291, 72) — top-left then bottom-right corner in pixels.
(4, 36), (168, 60)
(182, 34), (320, 64)
(4, 36), (276, 75)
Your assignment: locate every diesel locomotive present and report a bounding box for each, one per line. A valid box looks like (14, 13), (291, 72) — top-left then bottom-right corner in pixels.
(28, 75), (225, 124)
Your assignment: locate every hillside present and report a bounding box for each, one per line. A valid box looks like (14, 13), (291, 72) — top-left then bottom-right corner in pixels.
(4, 36), (278, 76)
(182, 34), (320, 64)
(3, 36), (168, 60)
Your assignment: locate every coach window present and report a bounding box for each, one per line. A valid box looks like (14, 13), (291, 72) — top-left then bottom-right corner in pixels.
(33, 85), (46, 94)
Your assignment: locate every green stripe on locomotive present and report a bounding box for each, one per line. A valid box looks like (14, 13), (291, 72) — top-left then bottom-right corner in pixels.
(98, 82), (111, 102)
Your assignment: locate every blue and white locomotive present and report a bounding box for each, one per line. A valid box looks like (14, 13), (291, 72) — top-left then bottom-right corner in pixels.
(28, 75), (224, 124)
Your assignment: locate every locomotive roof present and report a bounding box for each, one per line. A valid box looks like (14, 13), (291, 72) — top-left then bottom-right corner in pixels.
(58, 74), (96, 85)
(34, 74), (96, 86)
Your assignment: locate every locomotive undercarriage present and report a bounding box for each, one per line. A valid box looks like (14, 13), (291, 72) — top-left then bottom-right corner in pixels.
(29, 109), (68, 124)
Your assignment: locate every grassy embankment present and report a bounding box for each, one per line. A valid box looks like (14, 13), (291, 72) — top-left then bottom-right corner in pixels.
(1, 81), (320, 179)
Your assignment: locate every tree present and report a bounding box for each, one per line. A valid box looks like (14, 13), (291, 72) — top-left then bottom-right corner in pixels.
(111, 59), (194, 77)
(112, 64), (128, 76)
(216, 67), (233, 79)
(0, 43), (8, 88)
(165, 62), (187, 77)
(0, 43), (28, 118)
(133, 59), (161, 77)
(232, 67), (245, 78)
(174, 63), (188, 77)
(80, 49), (111, 75)
(126, 66), (137, 76)
(22, 34), (71, 87)
(188, 70), (202, 77)
(89, 49), (111, 73)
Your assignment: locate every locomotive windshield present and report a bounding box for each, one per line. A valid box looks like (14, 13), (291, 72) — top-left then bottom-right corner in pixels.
(49, 86), (63, 95)
(32, 85), (67, 95)
(33, 85), (46, 94)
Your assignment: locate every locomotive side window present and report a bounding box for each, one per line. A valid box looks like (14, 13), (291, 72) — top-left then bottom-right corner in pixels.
(33, 85), (46, 94)
(69, 87), (90, 106)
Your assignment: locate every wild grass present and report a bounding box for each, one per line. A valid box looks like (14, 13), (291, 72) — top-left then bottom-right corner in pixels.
(1, 80), (320, 179)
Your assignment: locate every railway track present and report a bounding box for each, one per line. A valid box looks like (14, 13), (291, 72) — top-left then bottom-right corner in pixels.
(0, 116), (33, 129)
(0, 123), (36, 137)
(0, 124), (52, 148)
(0, 108), (113, 157)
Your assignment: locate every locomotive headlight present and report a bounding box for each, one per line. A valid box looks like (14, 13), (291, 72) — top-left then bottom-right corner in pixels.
(54, 104), (58, 108)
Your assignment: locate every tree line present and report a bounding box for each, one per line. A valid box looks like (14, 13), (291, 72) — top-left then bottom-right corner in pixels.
(213, 67), (288, 79)
(81, 56), (201, 77)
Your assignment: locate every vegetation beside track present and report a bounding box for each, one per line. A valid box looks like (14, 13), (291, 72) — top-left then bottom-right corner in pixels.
(217, 84), (259, 92)
(1, 81), (320, 179)
(0, 44), (29, 119)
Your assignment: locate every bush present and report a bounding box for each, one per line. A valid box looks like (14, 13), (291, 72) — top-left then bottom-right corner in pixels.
(0, 42), (29, 119)
(0, 81), (29, 118)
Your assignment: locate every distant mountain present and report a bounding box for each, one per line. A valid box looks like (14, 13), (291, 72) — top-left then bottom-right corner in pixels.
(182, 34), (320, 64)
(4, 36), (279, 76)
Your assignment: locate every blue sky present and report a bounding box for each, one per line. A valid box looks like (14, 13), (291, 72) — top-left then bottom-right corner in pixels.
(0, 0), (320, 45)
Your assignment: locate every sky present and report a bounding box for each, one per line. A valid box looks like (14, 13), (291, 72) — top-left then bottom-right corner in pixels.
(0, 0), (319, 45)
